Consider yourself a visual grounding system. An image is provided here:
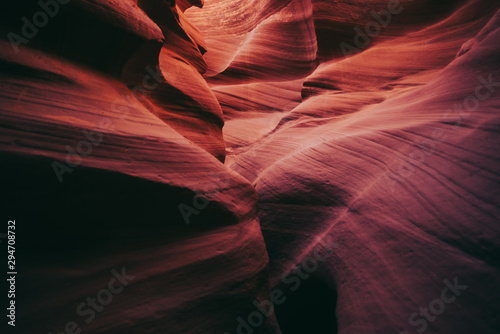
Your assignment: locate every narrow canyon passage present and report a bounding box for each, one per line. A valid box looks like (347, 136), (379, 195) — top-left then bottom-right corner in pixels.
(0, 1), (499, 334)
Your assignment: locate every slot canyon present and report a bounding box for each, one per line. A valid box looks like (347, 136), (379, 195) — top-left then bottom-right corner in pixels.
(0, 0), (499, 333)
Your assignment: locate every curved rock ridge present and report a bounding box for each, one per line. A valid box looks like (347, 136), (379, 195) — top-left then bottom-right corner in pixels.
(127, 0), (227, 160)
(192, 0), (498, 158)
(0, 1), (278, 334)
(1, 0), (499, 334)
(186, 0), (294, 77)
(304, 0), (499, 97)
(0, 35), (281, 333)
(186, 0), (319, 83)
(186, 0), (480, 83)
(218, 0), (498, 155)
(228, 6), (500, 334)
(137, 0), (226, 160)
(312, 0), (469, 60)
(2, 0), (226, 159)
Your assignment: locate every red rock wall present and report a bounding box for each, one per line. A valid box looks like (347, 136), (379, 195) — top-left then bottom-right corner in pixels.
(0, 1), (278, 333)
(1, 0), (499, 333)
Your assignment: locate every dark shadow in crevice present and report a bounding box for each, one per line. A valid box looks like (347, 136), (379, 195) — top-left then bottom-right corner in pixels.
(274, 275), (338, 334)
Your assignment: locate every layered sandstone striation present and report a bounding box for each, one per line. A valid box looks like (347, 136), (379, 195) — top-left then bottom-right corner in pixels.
(1, 0), (499, 333)
(0, 1), (277, 333)
(188, 0), (500, 333)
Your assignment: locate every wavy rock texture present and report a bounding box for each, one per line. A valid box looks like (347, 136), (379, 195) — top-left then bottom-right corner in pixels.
(1, 0), (499, 334)
(188, 0), (500, 333)
(1, 0), (225, 159)
(0, 1), (278, 334)
(311, 0), (471, 60)
(186, 0), (319, 83)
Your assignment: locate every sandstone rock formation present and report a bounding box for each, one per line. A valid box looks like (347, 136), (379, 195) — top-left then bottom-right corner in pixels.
(0, 1), (277, 333)
(189, 0), (500, 333)
(1, 0), (499, 333)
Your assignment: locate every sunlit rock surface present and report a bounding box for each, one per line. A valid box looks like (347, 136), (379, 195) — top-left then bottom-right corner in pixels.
(189, 0), (500, 333)
(0, 1), (276, 333)
(1, 0), (499, 333)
